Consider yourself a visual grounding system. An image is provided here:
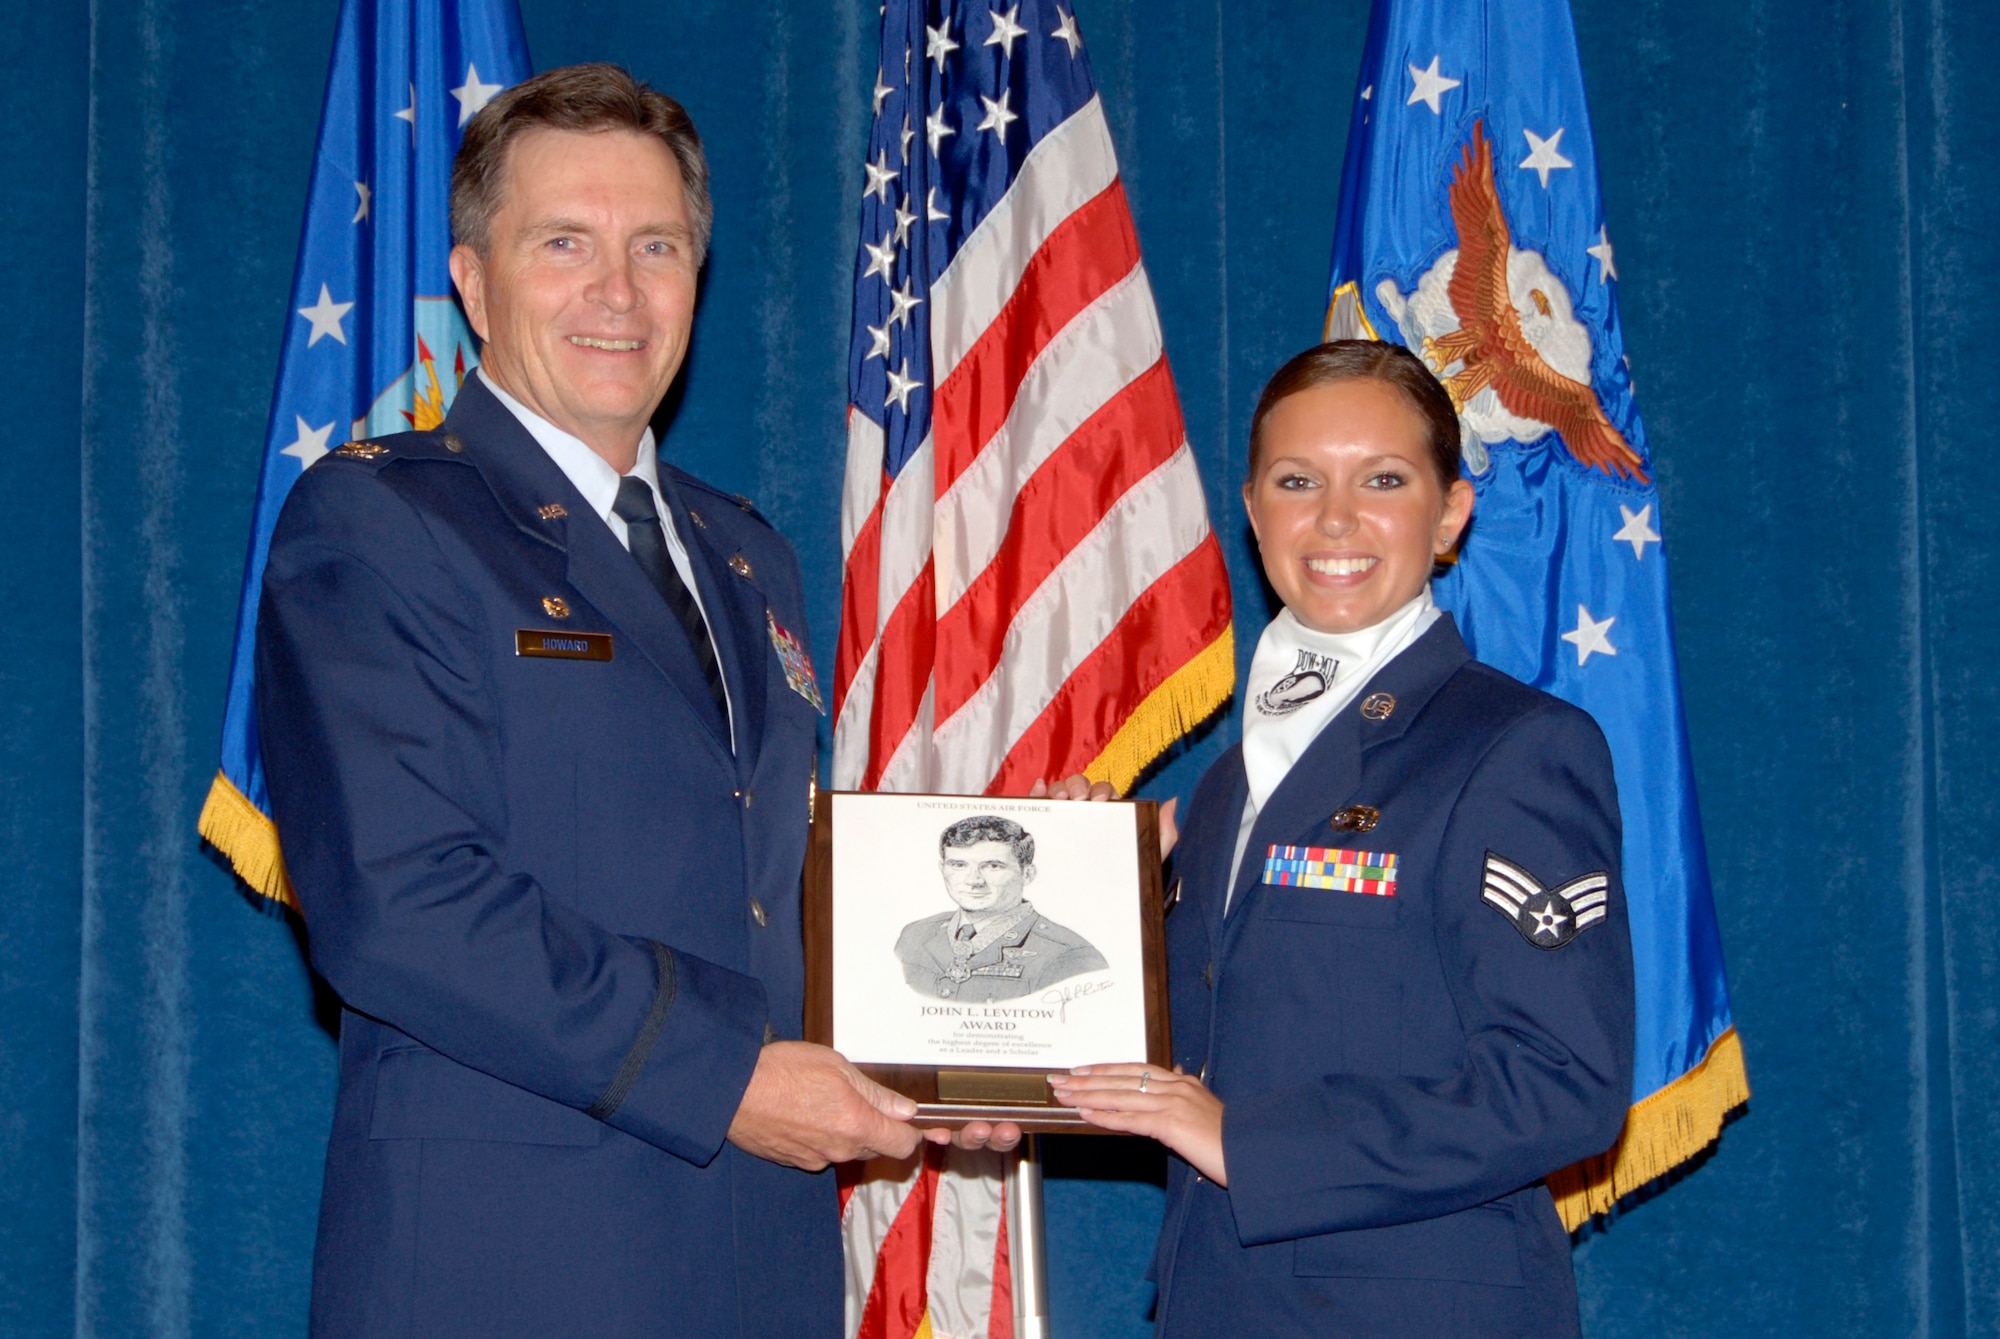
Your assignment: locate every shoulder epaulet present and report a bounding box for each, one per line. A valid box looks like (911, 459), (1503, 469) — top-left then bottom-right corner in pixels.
(663, 463), (769, 526)
(318, 429), (470, 473)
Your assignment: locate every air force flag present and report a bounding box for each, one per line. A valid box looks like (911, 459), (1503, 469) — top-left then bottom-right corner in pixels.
(1325, 0), (1748, 1227)
(199, 0), (530, 906)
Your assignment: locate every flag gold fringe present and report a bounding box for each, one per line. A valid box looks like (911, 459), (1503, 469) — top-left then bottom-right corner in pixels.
(1085, 627), (1236, 796)
(196, 769), (297, 911)
(1548, 1025), (1749, 1231)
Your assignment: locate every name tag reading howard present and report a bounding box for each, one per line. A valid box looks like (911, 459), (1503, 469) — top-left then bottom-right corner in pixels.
(515, 629), (613, 661)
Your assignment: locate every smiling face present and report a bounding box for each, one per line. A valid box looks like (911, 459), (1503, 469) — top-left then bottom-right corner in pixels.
(1244, 377), (1474, 635)
(449, 127), (699, 469)
(939, 840), (1036, 917)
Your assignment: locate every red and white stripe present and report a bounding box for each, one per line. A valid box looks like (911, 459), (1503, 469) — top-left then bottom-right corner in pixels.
(834, 96), (1225, 796)
(835, 91), (1232, 1339)
(841, 1149), (1012, 1339)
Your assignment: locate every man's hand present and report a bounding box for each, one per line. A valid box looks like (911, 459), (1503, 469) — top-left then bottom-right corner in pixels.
(921, 1119), (1024, 1153)
(728, 1042), (923, 1170)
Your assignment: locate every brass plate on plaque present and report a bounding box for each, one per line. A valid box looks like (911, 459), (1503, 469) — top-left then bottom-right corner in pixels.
(935, 1070), (1051, 1105)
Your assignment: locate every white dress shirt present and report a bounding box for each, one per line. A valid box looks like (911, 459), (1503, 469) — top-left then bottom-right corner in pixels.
(479, 369), (735, 744)
(1225, 589), (1441, 906)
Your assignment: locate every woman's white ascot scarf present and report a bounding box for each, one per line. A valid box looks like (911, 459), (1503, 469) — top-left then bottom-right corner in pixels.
(1227, 589), (1441, 899)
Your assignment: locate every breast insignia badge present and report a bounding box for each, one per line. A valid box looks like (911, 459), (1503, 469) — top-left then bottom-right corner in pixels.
(1330, 804), (1380, 832)
(1480, 852), (1609, 951)
(334, 440), (387, 459)
(766, 611), (825, 713)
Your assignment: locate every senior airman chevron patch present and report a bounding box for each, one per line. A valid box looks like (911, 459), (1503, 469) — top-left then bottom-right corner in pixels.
(1481, 852), (1609, 950)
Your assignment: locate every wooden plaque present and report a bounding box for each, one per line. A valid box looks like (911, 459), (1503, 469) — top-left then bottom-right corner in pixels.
(804, 791), (1171, 1132)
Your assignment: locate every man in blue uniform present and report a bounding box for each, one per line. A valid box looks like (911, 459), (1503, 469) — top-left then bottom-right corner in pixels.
(256, 65), (931, 1338)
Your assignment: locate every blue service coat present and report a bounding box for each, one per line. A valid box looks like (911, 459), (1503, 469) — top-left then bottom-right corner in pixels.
(1151, 616), (1635, 1337)
(256, 376), (837, 1339)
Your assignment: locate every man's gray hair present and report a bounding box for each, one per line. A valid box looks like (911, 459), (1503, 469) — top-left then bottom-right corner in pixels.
(450, 62), (712, 265)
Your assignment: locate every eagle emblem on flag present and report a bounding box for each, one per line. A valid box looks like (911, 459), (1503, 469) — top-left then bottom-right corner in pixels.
(1375, 120), (1646, 482)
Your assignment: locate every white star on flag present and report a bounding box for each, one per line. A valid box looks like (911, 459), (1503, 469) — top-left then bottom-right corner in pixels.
(1614, 504), (1661, 560)
(887, 278), (922, 327)
(900, 115), (915, 162)
(1561, 605), (1618, 665)
(872, 70), (894, 115)
(864, 323), (892, 362)
(279, 416), (335, 469)
(1587, 226), (1618, 283)
(863, 151), (900, 202)
(926, 187), (949, 223)
(986, 4), (1028, 56)
(451, 63), (504, 126)
(926, 21), (960, 69)
(1519, 127), (1574, 188)
(394, 83), (416, 131)
(977, 89), (1018, 139)
(1406, 56), (1460, 115)
(1051, 7), (1082, 56)
(297, 283), (354, 346)
(862, 231), (898, 281)
(893, 200), (917, 246)
(352, 181), (371, 223)
(885, 362), (922, 413)
(926, 106), (955, 156)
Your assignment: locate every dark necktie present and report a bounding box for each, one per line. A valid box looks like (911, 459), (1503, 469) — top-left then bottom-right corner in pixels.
(611, 476), (728, 718)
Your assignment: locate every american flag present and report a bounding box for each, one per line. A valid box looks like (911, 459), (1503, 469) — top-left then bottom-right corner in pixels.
(834, 2), (1234, 1335)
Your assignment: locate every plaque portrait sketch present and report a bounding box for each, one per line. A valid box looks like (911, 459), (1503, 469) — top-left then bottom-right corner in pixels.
(895, 815), (1109, 1002)
(805, 792), (1171, 1129)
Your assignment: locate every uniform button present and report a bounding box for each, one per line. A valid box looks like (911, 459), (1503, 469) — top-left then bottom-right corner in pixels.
(750, 898), (768, 927)
(1202, 961), (1215, 989)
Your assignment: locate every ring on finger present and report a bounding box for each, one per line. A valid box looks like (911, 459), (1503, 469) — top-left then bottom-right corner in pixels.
(1138, 1071), (1150, 1093)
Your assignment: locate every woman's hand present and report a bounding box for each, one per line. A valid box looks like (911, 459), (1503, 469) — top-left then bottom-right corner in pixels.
(1028, 775), (1180, 858)
(1027, 773), (1115, 802)
(1048, 1064), (1225, 1185)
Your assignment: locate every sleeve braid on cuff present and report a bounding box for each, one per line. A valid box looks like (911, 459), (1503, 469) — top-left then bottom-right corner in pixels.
(586, 940), (678, 1121)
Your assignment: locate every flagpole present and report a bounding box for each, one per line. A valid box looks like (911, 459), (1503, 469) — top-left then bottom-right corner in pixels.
(1006, 1137), (1051, 1339)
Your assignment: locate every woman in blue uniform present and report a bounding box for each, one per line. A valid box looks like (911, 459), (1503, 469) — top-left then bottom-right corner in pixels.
(1052, 341), (1635, 1337)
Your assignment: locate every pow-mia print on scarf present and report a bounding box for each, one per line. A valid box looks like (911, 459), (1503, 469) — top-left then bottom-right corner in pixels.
(1481, 852), (1608, 950)
(1255, 647), (1338, 716)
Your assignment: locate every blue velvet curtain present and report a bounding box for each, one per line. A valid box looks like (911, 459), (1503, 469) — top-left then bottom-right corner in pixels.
(4, 0), (1993, 1335)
